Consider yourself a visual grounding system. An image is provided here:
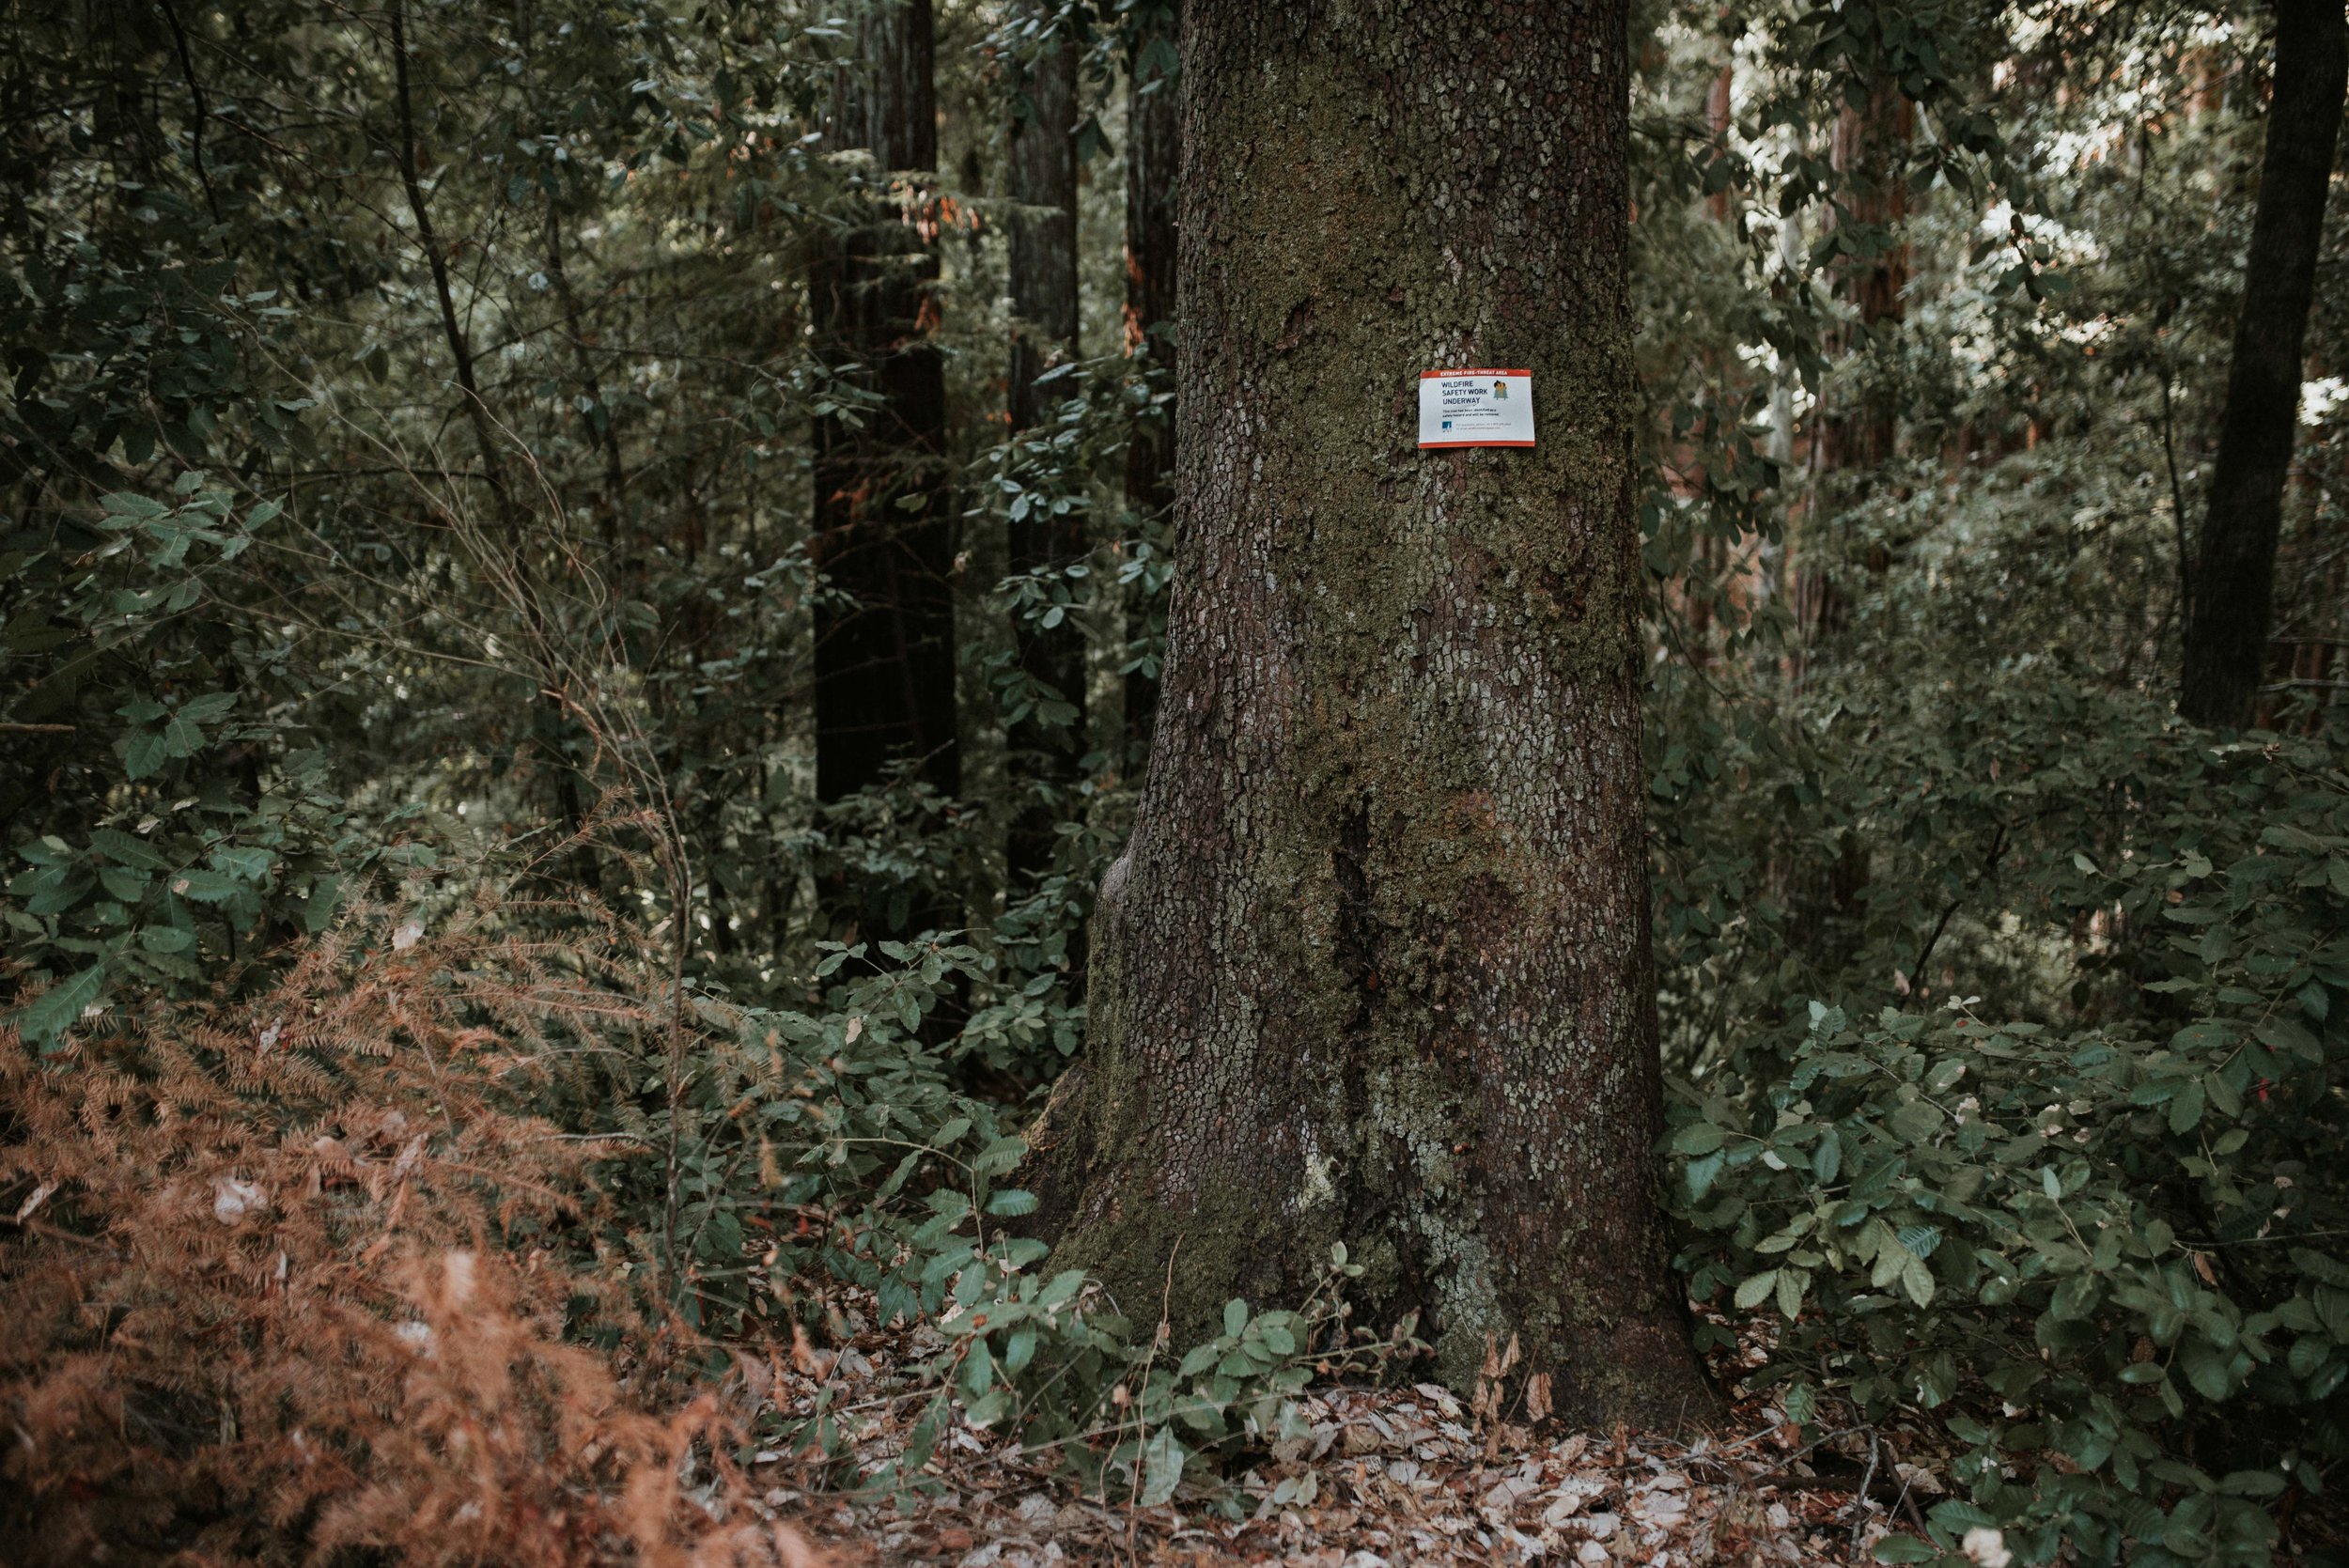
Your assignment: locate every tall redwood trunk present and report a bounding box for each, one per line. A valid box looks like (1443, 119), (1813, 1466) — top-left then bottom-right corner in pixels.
(1005, 21), (1083, 882)
(1007, 30), (1079, 434)
(1792, 78), (1911, 647)
(2180, 0), (2346, 728)
(811, 0), (958, 805)
(1029, 0), (1710, 1425)
(1121, 0), (1180, 754)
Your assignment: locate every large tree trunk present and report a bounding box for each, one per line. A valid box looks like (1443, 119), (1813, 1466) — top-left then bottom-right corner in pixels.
(1121, 1), (1181, 755)
(1004, 20), (1084, 883)
(811, 0), (958, 805)
(1027, 0), (1710, 1426)
(2179, 0), (2346, 728)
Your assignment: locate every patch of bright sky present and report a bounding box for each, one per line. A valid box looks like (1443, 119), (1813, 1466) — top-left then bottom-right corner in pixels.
(1980, 200), (2106, 266)
(2305, 377), (2349, 427)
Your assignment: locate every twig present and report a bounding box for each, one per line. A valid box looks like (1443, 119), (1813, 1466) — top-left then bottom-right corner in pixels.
(385, 0), (518, 541)
(4, 1217), (121, 1255)
(1910, 822), (2009, 985)
(1125, 1234), (1184, 1544)
(1848, 1429), (1881, 1554)
(2158, 365), (2193, 630)
(159, 0), (224, 225)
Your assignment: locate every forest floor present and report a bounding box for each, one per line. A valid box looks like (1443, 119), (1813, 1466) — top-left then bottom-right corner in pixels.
(752, 1294), (1911, 1567)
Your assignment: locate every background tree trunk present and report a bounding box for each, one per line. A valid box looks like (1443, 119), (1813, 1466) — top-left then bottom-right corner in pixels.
(1006, 31), (1079, 436)
(1792, 77), (1911, 650)
(1121, 1), (1181, 755)
(811, 0), (958, 805)
(1029, 0), (1710, 1426)
(1005, 20), (1083, 883)
(2179, 0), (2347, 728)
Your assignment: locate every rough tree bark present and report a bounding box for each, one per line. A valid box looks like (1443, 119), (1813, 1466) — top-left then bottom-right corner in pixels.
(2179, 0), (2346, 728)
(1121, 1), (1181, 753)
(1027, 0), (1712, 1426)
(811, 0), (958, 804)
(1005, 18), (1084, 882)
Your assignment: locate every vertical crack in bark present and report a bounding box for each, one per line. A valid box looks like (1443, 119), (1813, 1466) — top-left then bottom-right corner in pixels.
(1331, 802), (1382, 1037)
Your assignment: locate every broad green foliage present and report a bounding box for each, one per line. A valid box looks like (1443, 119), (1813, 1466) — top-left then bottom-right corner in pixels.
(3, 483), (374, 1047)
(889, 1250), (1406, 1511)
(602, 928), (1408, 1507)
(1670, 734), (2349, 1566)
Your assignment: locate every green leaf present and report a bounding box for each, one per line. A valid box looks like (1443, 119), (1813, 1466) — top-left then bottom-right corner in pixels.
(124, 729), (170, 780)
(208, 846), (274, 881)
(2294, 1250), (2349, 1289)
(160, 712), (205, 759)
(2180, 1342), (2233, 1402)
(1735, 1270), (1780, 1311)
(972, 1136), (1028, 1176)
(88, 827), (168, 870)
(1222, 1298), (1248, 1337)
(168, 869), (241, 904)
(138, 924), (194, 954)
(1672, 1122), (1726, 1157)
(2256, 1017), (2320, 1063)
(14, 964), (105, 1044)
(1139, 1426), (1186, 1507)
(97, 866), (148, 903)
(1037, 1270), (1085, 1310)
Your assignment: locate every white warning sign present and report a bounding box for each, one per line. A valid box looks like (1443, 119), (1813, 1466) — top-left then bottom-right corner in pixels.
(1417, 369), (1535, 448)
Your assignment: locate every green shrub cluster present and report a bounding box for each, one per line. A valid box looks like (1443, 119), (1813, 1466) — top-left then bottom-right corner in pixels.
(652, 934), (1414, 1510)
(3, 481), (400, 1049)
(1670, 734), (2349, 1566)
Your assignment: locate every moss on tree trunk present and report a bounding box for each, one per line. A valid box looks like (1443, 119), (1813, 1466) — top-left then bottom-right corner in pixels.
(1027, 0), (1712, 1429)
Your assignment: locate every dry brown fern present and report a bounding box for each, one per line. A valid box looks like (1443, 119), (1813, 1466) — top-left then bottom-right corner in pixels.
(0, 904), (827, 1568)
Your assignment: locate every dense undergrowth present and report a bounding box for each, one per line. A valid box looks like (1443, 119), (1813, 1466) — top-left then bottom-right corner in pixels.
(10, 604), (2346, 1568)
(0, 903), (827, 1566)
(1667, 723), (2349, 1568)
(0, 882), (1414, 1562)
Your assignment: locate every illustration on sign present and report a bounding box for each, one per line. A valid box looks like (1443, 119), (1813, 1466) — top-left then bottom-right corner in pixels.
(1418, 369), (1535, 448)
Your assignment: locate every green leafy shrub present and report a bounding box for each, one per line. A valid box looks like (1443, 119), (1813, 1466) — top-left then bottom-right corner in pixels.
(4, 482), (380, 1048)
(659, 931), (1419, 1509)
(1671, 735), (2349, 1566)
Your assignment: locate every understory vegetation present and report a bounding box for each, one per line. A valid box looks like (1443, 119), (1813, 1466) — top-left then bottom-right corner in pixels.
(4, 1), (2346, 1564)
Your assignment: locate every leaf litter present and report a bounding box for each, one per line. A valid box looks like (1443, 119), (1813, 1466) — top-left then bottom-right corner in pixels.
(746, 1289), (1918, 1566)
